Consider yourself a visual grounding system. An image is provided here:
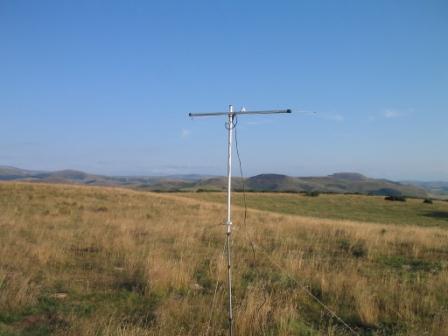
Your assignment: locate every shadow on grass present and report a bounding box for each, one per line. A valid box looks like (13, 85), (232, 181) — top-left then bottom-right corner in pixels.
(422, 211), (448, 221)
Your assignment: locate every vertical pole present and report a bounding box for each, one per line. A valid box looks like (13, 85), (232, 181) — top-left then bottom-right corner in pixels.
(226, 105), (234, 336)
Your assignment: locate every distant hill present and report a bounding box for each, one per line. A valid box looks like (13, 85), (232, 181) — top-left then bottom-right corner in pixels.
(0, 167), (217, 190)
(198, 172), (427, 198)
(0, 166), (41, 180)
(402, 181), (448, 199)
(0, 166), (429, 198)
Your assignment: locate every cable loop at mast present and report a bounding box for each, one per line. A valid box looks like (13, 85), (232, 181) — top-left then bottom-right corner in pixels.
(224, 115), (238, 130)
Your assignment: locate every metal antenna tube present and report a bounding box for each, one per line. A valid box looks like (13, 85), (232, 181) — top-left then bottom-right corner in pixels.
(189, 109), (291, 117)
(188, 105), (291, 336)
(226, 105), (234, 336)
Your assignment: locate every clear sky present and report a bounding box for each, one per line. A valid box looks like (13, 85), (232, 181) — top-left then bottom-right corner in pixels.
(1, 1), (447, 180)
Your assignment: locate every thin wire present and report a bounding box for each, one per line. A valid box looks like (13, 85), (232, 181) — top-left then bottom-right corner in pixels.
(253, 243), (360, 336)
(231, 115), (359, 336)
(233, 115), (247, 227)
(234, 116), (269, 328)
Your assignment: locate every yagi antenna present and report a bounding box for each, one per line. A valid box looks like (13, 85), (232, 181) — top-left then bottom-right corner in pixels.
(189, 105), (291, 336)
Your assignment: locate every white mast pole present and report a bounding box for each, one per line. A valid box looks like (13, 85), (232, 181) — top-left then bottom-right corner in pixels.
(226, 105), (234, 336)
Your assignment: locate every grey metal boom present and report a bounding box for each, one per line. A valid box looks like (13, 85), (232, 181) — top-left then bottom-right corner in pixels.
(189, 109), (291, 117)
(189, 105), (291, 336)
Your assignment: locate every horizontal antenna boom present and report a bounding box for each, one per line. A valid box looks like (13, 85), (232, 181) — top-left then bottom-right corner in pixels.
(189, 109), (291, 117)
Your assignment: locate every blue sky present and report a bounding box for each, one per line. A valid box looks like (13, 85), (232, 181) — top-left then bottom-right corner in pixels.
(1, 1), (447, 180)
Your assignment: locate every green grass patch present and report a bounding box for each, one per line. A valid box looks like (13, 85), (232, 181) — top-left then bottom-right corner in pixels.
(181, 192), (448, 227)
(377, 255), (442, 273)
(0, 290), (161, 335)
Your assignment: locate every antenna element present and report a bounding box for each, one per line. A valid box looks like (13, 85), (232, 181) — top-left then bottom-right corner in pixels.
(189, 105), (291, 336)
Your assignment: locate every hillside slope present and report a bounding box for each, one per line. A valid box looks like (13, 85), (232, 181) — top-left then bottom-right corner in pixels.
(0, 167), (427, 197)
(0, 182), (446, 335)
(205, 172), (427, 197)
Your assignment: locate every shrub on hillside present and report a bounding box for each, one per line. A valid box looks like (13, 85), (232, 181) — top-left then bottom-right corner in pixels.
(305, 190), (320, 197)
(351, 240), (368, 258)
(337, 239), (368, 258)
(385, 195), (406, 202)
(196, 188), (220, 193)
(423, 198), (433, 204)
(370, 188), (403, 197)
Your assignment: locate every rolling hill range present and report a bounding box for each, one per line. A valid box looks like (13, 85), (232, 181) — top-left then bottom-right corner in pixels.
(0, 166), (207, 187)
(0, 166), (430, 198)
(403, 180), (448, 199)
(194, 172), (428, 197)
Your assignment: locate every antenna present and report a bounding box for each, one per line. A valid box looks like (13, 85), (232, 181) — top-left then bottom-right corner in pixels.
(189, 105), (291, 336)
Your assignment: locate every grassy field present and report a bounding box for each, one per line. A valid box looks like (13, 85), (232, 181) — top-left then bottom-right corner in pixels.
(181, 192), (448, 227)
(1, 183), (448, 335)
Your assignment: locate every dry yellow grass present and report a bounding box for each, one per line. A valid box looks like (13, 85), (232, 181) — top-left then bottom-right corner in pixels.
(0, 182), (447, 335)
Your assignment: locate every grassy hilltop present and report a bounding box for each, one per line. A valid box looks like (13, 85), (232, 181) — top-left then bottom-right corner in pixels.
(0, 183), (448, 335)
(184, 192), (448, 227)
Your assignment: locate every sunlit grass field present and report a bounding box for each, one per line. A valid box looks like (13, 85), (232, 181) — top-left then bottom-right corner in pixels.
(182, 192), (448, 227)
(1, 183), (448, 335)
